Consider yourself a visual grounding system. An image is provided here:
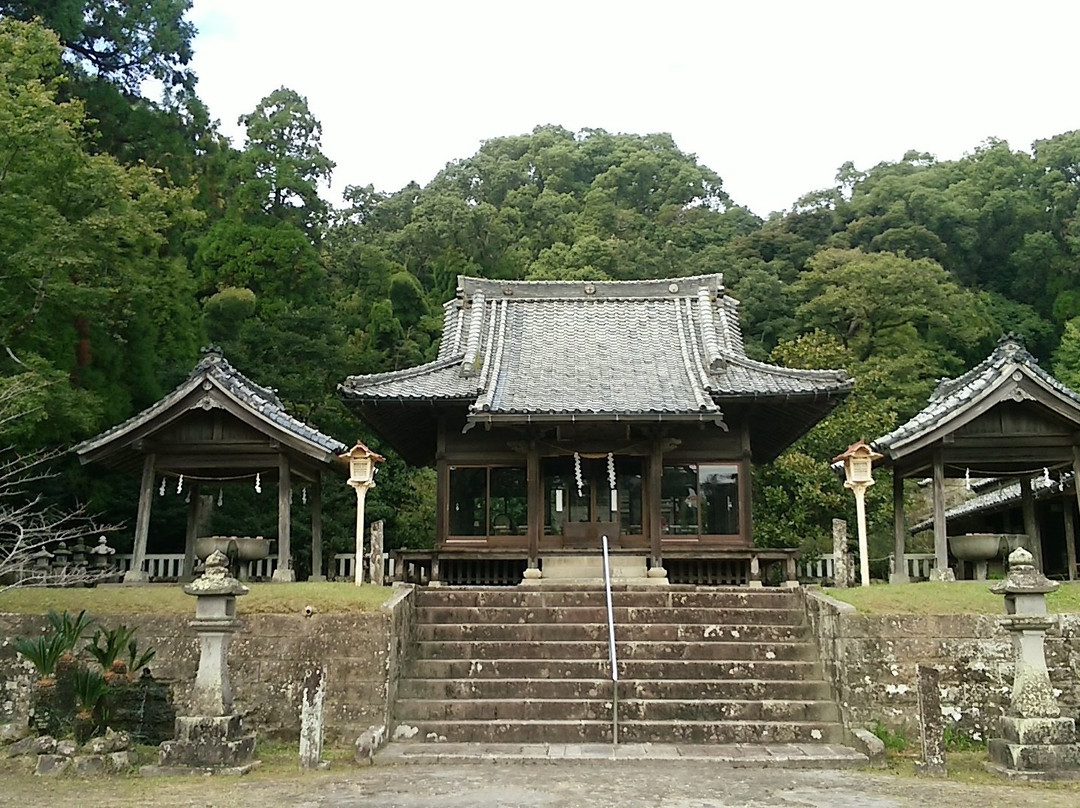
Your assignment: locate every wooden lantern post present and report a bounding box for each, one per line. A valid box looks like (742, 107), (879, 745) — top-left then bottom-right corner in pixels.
(341, 442), (385, 586)
(834, 441), (883, 588)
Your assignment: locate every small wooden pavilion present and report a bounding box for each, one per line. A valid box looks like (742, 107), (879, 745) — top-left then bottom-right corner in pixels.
(74, 349), (349, 583)
(872, 337), (1080, 580)
(340, 274), (852, 584)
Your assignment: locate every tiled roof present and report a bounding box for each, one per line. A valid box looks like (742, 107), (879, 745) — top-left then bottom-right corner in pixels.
(873, 336), (1080, 457)
(75, 348), (347, 459)
(910, 472), (1072, 533)
(341, 275), (851, 421)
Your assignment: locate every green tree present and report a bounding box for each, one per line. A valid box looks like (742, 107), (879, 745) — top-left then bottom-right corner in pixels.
(789, 248), (992, 370)
(0, 19), (201, 441)
(234, 87), (335, 236)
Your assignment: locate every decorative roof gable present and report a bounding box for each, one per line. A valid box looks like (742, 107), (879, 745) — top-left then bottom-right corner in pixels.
(75, 348), (348, 469)
(872, 336), (1080, 461)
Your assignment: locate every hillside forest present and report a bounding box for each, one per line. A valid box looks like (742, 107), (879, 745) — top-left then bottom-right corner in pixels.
(4, 10), (1080, 572)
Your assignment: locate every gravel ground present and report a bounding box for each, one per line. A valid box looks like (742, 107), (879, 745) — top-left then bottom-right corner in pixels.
(4, 760), (1080, 808)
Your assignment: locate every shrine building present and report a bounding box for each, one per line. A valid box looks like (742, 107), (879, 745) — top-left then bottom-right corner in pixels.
(340, 274), (852, 585)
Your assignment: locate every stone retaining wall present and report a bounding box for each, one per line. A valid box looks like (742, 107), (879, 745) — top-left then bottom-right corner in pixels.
(805, 589), (1080, 744)
(0, 586), (416, 743)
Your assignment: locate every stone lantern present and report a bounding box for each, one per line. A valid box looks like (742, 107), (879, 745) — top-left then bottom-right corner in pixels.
(87, 536), (116, 571)
(833, 440), (882, 588)
(987, 547), (1080, 779)
(146, 550), (258, 775)
(341, 441), (385, 586)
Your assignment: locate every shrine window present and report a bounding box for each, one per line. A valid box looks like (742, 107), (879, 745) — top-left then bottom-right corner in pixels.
(661, 463), (739, 537)
(448, 466), (527, 537)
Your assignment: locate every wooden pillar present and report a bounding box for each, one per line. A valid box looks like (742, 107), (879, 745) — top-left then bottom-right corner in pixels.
(932, 451), (948, 574)
(435, 417), (447, 548)
(1063, 497), (1077, 582)
(273, 454), (295, 582)
(1021, 474), (1043, 572)
(1070, 445), (1080, 581)
(125, 453), (157, 584)
(310, 476), (325, 581)
(526, 441), (541, 574)
(891, 470), (909, 583)
(648, 438), (663, 569)
(182, 480), (201, 581)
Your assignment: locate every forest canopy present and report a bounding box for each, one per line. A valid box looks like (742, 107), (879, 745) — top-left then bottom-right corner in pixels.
(3, 11), (1080, 567)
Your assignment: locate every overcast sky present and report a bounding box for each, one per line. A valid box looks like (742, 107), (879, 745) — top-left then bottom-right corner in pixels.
(187, 1), (1080, 218)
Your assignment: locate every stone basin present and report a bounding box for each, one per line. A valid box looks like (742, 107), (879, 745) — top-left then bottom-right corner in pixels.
(948, 533), (1005, 561)
(194, 536), (271, 562)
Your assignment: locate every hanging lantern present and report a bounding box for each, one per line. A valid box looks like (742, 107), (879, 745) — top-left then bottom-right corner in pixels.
(255, 472), (262, 494)
(176, 474), (184, 494)
(159, 478), (166, 497)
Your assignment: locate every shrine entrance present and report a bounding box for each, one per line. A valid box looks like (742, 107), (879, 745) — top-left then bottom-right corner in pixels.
(543, 455), (643, 549)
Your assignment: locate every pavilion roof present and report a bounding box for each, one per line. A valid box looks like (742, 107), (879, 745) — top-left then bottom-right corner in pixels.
(74, 349), (348, 474)
(872, 336), (1080, 467)
(340, 275), (851, 463)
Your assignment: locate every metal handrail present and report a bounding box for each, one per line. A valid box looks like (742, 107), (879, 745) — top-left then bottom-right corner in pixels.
(601, 534), (619, 745)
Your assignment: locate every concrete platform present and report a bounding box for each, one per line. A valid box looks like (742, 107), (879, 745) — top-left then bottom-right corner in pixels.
(376, 742), (867, 768)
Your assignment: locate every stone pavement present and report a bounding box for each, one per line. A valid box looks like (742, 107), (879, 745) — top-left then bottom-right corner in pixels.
(376, 742), (867, 768)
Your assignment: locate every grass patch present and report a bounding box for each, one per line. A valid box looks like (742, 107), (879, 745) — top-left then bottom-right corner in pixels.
(0, 582), (395, 616)
(822, 581), (1080, 614)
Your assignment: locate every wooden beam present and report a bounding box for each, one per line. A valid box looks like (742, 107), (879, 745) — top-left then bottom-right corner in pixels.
(932, 451), (948, 574)
(273, 453), (295, 581)
(1021, 475), (1043, 572)
(310, 476), (324, 581)
(891, 471), (908, 583)
(125, 453), (156, 584)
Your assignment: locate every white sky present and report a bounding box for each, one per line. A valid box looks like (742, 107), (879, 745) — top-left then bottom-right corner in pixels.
(188, 1), (1080, 218)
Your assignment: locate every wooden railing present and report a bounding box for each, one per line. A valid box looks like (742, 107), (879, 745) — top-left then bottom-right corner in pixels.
(115, 552), (394, 583)
(797, 552), (937, 583)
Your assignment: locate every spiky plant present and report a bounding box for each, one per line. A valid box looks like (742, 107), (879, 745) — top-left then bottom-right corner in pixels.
(14, 633), (66, 686)
(86, 625), (137, 681)
(126, 638), (156, 677)
(46, 609), (96, 659)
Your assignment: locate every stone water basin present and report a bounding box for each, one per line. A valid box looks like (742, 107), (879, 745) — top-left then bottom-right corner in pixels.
(194, 535), (272, 561)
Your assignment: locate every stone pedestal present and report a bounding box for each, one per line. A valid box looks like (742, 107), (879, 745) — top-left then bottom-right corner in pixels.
(987, 547), (1080, 780)
(142, 551), (258, 776)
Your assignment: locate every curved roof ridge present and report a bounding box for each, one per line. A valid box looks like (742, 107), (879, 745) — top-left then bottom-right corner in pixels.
(721, 353), (853, 384)
(341, 354), (467, 391)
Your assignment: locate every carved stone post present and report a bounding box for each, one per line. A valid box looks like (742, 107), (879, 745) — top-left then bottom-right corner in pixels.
(369, 519), (385, 587)
(832, 518), (850, 588)
(987, 547), (1080, 779)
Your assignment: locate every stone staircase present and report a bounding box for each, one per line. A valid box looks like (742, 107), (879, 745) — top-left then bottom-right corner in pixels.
(392, 586), (846, 745)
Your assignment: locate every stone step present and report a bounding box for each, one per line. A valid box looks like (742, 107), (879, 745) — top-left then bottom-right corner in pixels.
(391, 719), (845, 745)
(414, 605), (806, 626)
(397, 677), (835, 701)
(376, 741), (868, 769)
(415, 639), (817, 661)
(413, 588), (801, 610)
(416, 622), (810, 643)
(407, 658), (822, 681)
(395, 697), (840, 723)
